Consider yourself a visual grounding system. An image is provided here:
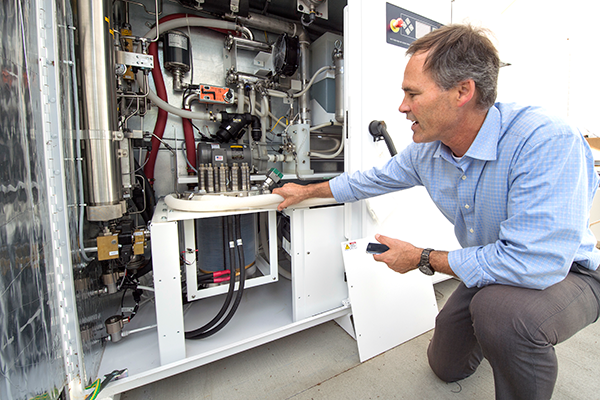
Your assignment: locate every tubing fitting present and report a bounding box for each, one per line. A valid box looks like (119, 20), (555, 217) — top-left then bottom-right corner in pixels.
(215, 112), (262, 143)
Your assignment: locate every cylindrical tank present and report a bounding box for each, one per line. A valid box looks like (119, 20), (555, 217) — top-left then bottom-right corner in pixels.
(283, 123), (313, 175)
(195, 215), (257, 273)
(77, 0), (123, 221)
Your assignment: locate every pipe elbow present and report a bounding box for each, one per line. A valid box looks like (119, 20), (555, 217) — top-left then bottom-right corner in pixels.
(250, 115), (260, 129)
(183, 93), (200, 109)
(250, 115), (262, 141)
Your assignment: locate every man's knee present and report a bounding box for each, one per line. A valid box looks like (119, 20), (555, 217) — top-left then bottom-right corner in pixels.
(469, 285), (536, 354)
(427, 340), (481, 382)
(427, 349), (465, 383)
(427, 309), (482, 383)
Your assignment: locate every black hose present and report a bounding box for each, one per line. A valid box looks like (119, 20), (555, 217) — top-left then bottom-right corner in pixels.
(141, 170), (156, 217)
(184, 216), (237, 339)
(133, 159), (156, 222)
(186, 215), (247, 339)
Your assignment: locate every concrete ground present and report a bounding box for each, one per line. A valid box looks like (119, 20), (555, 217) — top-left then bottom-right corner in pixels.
(120, 278), (600, 400)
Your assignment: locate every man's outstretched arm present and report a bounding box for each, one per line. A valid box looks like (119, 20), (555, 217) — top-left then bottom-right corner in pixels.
(272, 181), (334, 211)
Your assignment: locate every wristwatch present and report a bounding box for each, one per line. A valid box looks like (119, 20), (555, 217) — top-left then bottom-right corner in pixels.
(418, 248), (435, 276)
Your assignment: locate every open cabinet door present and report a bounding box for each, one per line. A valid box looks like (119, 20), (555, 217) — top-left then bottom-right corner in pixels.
(340, 0), (456, 362)
(343, 0), (459, 259)
(341, 238), (438, 362)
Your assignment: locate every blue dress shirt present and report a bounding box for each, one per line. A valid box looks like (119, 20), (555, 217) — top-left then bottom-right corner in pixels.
(330, 103), (600, 289)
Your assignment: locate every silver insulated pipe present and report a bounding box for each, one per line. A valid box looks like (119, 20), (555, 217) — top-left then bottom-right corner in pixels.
(77, 0), (124, 221)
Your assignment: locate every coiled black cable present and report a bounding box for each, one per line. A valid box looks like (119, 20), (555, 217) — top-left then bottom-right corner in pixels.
(185, 215), (247, 339)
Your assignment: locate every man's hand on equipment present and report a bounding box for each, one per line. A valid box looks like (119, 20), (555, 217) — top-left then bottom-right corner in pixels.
(272, 181), (334, 211)
(272, 183), (309, 211)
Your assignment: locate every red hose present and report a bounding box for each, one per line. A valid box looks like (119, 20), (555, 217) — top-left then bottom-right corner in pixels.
(143, 14), (239, 183)
(143, 40), (168, 183)
(182, 112), (196, 173)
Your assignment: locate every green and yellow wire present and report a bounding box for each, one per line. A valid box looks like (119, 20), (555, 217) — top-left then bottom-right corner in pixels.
(84, 379), (101, 400)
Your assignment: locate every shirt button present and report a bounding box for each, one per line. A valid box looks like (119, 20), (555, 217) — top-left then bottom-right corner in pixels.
(465, 204), (470, 209)
(469, 228), (474, 233)
(462, 175), (466, 180)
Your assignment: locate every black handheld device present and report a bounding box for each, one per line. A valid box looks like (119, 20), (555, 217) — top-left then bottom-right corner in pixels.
(366, 243), (389, 254)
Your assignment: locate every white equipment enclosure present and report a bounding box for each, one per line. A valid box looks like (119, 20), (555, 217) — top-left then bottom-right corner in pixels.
(0, 0), (466, 399)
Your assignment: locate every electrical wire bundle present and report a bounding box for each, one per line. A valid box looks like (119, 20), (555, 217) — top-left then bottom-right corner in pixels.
(196, 261), (255, 284)
(185, 215), (247, 339)
(117, 258), (154, 321)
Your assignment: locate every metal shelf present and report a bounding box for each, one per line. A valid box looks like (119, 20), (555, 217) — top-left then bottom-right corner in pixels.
(98, 278), (350, 396)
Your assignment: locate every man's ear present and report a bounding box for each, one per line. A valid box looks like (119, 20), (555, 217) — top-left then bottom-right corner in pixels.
(455, 79), (476, 108)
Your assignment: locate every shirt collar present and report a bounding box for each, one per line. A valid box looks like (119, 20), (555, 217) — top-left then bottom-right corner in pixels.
(433, 105), (500, 162)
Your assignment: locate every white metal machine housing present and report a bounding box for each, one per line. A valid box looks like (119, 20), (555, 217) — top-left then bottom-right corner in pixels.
(0, 0), (464, 399)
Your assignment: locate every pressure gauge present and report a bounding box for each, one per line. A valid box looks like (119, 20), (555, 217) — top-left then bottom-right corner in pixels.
(272, 33), (300, 77)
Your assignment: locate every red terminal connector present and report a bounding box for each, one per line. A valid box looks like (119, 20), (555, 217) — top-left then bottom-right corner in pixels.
(212, 270), (231, 278)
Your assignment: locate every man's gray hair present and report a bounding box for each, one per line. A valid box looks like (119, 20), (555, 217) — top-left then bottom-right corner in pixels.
(407, 24), (500, 110)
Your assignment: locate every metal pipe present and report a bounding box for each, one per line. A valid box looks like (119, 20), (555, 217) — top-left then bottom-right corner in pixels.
(232, 36), (272, 52)
(182, 93), (217, 121)
(143, 18), (239, 43)
(333, 43), (344, 123)
(77, 0), (124, 221)
(298, 38), (312, 126)
(122, 324), (158, 337)
(235, 12), (309, 42)
(237, 84), (245, 113)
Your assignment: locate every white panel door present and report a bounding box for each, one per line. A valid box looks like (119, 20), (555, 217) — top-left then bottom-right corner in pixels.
(341, 0), (455, 361)
(341, 238), (438, 362)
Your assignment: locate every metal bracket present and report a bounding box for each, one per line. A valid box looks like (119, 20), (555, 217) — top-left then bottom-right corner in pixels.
(116, 50), (154, 69)
(124, 130), (144, 139)
(297, 0), (328, 20)
(113, 131), (125, 141)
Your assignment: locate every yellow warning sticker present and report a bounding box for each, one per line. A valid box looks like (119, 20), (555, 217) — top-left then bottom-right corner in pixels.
(344, 241), (357, 251)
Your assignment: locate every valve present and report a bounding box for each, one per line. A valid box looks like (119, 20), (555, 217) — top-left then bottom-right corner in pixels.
(261, 168), (283, 194)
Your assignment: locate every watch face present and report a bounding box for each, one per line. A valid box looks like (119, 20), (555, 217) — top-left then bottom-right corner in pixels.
(419, 264), (435, 276)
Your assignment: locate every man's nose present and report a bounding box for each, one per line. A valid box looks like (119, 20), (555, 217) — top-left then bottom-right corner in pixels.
(398, 100), (409, 114)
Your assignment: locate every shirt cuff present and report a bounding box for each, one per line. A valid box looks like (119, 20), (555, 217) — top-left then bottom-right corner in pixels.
(448, 248), (497, 288)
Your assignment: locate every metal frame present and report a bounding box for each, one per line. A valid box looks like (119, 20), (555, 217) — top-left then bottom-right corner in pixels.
(97, 201), (351, 397)
(182, 211), (279, 302)
(37, 0), (85, 396)
(149, 200), (282, 365)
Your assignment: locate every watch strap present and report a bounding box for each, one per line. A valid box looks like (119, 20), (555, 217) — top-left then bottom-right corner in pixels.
(418, 248), (435, 276)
